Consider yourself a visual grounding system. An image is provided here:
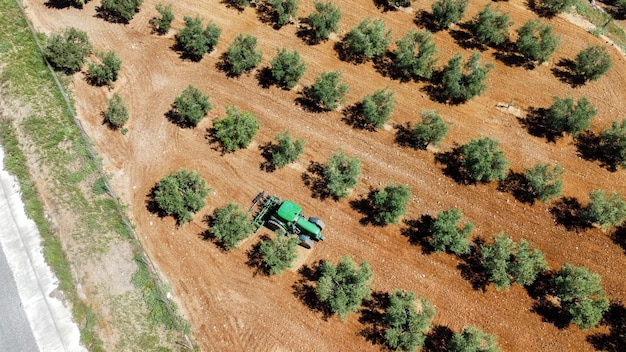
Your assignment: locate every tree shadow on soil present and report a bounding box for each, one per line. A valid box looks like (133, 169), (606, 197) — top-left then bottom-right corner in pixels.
(434, 146), (469, 185)
(358, 291), (391, 347)
(255, 67), (274, 89)
(394, 123), (429, 150)
(255, 1), (277, 28)
(342, 103), (378, 132)
(295, 18), (325, 45)
(215, 52), (243, 78)
(586, 303), (626, 352)
(245, 235), (271, 276)
(220, 0), (250, 12)
(294, 90), (326, 113)
(497, 171), (535, 204)
(258, 141), (277, 172)
(525, 270), (575, 330)
(301, 161), (333, 200)
(449, 25), (487, 52)
(169, 41), (210, 62)
(457, 238), (490, 291)
(575, 132), (620, 172)
(349, 188), (390, 227)
(551, 58), (586, 88)
(372, 51), (420, 83)
(145, 186), (167, 219)
(334, 41), (372, 65)
(292, 261), (333, 319)
(400, 215), (435, 254)
(164, 108), (199, 129)
(199, 214), (232, 252)
(423, 325), (454, 352)
(517, 107), (563, 142)
(94, 6), (132, 24)
(414, 10), (444, 33)
(549, 196), (589, 232)
(492, 41), (532, 69)
(610, 226), (626, 255)
(44, 0), (79, 9)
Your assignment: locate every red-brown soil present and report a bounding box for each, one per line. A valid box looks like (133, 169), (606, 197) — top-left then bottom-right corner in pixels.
(23, 0), (626, 351)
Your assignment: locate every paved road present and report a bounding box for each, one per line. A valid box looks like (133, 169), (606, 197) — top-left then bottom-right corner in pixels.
(0, 147), (85, 352)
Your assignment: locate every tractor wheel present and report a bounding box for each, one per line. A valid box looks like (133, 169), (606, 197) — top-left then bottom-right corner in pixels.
(308, 217), (326, 231)
(267, 218), (287, 235)
(298, 235), (314, 249)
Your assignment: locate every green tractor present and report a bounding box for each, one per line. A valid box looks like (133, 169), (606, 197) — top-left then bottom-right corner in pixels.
(250, 191), (326, 248)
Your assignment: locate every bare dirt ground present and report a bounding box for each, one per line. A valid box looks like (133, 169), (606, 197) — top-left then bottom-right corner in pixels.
(22, 0), (626, 351)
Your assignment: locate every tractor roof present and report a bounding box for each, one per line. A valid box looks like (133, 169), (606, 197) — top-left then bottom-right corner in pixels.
(276, 200), (302, 222)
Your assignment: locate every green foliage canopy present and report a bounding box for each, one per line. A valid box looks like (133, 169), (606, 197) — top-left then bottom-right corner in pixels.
(525, 163), (564, 203)
(176, 16), (221, 60)
(88, 50), (121, 86)
(104, 93), (129, 128)
(554, 264), (609, 330)
(259, 235), (300, 275)
(430, 208), (474, 255)
(305, 70), (349, 111)
(411, 110), (448, 148)
(227, 34), (263, 75)
(469, 5), (513, 47)
(369, 183), (411, 225)
(308, 1), (342, 41)
(269, 48), (306, 89)
(210, 203), (255, 250)
(343, 18), (391, 61)
(361, 87), (395, 129)
(573, 45), (612, 82)
(100, 0), (143, 22)
(516, 19), (559, 64)
(393, 30), (438, 80)
(151, 3), (174, 34)
(213, 105), (260, 153)
(173, 85), (212, 127)
(544, 96), (597, 137)
(448, 326), (501, 352)
(268, 0), (300, 27)
(153, 169), (210, 224)
(441, 52), (493, 102)
(322, 149), (361, 199)
(384, 290), (435, 352)
(44, 27), (92, 73)
(599, 119), (626, 170)
(271, 131), (305, 168)
(460, 137), (509, 183)
(431, 0), (469, 29)
(316, 256), (373, 321)
(581, 190), (626, 229)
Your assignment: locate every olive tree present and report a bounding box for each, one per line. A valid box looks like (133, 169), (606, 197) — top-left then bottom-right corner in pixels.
(599, 119), (626, 170)
(393, 30), (438, 80)
(269, 48), (306, 89)
(449, 326), (501, 352)
(411, 110), (448, 148)
(581, 190), (626, 229)
(176, 16), (221, 60)
(460, 137), (509, 183)
(361, 87), (395, 129)
(100, 0), (143, 22)
(323, 149), (361, 199)
(553, 264), (609, 330)
(544, 96), (597, 137)
(468, 5), (513, 47)
(270, 131), (305, 168)
(304, 71), (349, 111)
(516, 19), (559, 64)
(430, 208), (474, 255)
(150, 3), (174, 34)
(316, 256), (373, 321)
(210, 203), (255, 250)
(308, 1), (341, 41)
(540, 0), (575, 15)
(153, 169), (210, 224)
(441, 52), (493, 103)
(267, 0), (299, 27)
(259, 235), (300, 275)
(572, 45), (612, 83)
(88, 50), (121, 86)
(525, 163), (564, 203)
(226, 34), (263, 75)
(369, 182), (411, 225)
(342, 18), (391, 61)
(213, 105), (259, 153)
(384, 290), (435, 352)
(172, 85), (212, 127)
(44, 27), (92, 73)
(104, 93), (129, 129)
(481, 233), (547, 290)
(431, 0), (469, 29)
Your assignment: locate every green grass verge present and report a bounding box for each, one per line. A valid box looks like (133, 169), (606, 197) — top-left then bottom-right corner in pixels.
(574, 0), (626, 52)
(0, 0), (193, 349)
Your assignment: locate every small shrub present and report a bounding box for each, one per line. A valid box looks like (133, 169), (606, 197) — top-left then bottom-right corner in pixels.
(431, 0), (469, 29)
(87, 50), (121, 86)
(210, 203), (255, 250)
(104, 93), (129, 128)
(304, 71), (349, 111)
(599, 119), (626, 170)
(153, 169), (210, 224)
(581, 190), (626, 229)
(176, 16), (221, 60)
(213, 105), (260, 153)
(316, 256), (373, 321)
(369, 182), (411, 225)
(468, 4), (513, 47)
(449, 326), (501, 352)
(516, 19), (559, 64)
(460, 137), (509, 183)
(384, 290), (435, 352)
(44, 27), (92, 73)
(540, 0), (575, 15)
(269, 48), (306, 89)
(172, 85), (212, 127)
(411, 110), (448, 148)
(271, 131), (305, 168)
(441, 52), (493, 103)
(361, 87), (395, 129)
(322, 149), (361, 199)
(342, 18), (391, 61)
(227, 34), (263, 76)
(100, 0), (143, 22)
(572, 45), (611, 82)
(151, 3), (174, 34)
(544, 96), (597, 137)
(525, 163), (564, 203)
(308, 1), (341, 41)
(267, 0), (299, 27)
(259, 235), (300, 275)
(430, 208), (474, 255)
(393, 30), (438, 80)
